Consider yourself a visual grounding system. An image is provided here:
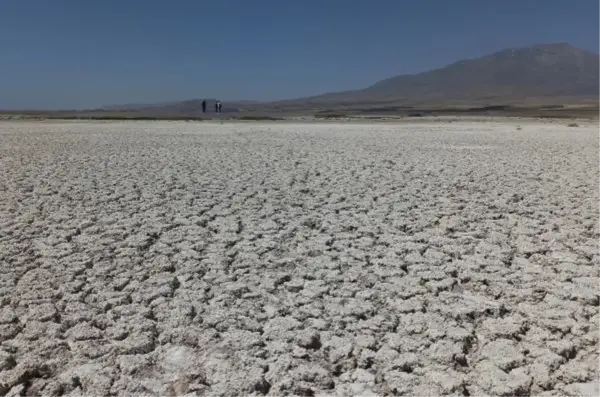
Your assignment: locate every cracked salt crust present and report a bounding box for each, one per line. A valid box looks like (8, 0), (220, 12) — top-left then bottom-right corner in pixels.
(0, 120), (598, 396)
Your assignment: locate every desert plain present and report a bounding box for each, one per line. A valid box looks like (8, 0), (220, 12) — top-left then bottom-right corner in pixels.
(0, 119), (598, 396)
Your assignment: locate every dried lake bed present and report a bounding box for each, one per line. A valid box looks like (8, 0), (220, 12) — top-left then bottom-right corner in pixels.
(0, 120), (598, 396)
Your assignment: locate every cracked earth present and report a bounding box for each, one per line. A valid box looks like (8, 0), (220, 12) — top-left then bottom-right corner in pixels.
(0, 120), (598, 396)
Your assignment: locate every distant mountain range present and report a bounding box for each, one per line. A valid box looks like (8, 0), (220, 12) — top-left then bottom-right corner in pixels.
(107, 43), (598, 113)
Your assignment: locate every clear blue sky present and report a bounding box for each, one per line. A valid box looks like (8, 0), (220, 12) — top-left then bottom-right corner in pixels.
(0, 0), (598, 109)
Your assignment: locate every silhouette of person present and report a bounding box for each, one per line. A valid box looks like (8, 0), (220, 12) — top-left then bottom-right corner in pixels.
(216, 101), (222, 113)
(201, 100), (206, 113)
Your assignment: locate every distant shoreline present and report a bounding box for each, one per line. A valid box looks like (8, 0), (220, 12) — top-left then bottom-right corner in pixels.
(0, 115), (597, 125)
(1, 103), (598, 123)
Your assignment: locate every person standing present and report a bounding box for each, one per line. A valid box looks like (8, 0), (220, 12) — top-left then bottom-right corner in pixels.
(201, 100), (206, 113)
(218, 101), (223, 113)
(215, 101), (220, 113)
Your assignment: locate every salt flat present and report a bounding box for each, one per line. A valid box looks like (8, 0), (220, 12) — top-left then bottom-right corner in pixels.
(0, 120), (598, 396)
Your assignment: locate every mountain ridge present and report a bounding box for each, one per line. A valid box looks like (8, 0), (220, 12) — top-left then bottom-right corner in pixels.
(105, 43), (598, 112)
(270, 43), (598, 107)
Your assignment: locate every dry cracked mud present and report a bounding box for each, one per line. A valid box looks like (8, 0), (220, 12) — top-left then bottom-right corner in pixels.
(0, 120), (598, 396)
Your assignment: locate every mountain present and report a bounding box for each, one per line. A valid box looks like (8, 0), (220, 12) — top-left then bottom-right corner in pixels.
(105, 43), (598, 113)
(274, 43), (598, 107)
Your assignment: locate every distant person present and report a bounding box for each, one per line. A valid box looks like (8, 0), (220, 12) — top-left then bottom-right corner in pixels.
(201, 100), (206, 113)
(216, 100), (222, 113)
(218, 101), (223, 113)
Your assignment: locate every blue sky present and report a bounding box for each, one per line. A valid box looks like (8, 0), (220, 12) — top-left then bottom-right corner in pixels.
(0, 0), (598, 109)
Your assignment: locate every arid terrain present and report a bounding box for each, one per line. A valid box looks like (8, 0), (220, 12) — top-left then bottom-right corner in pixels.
(0, 120), (598, 396)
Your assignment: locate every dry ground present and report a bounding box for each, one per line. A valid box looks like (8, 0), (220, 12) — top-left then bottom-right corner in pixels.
(0, 120), (598, 396)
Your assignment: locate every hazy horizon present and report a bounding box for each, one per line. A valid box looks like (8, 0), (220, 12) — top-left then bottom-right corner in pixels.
(1, 0), (598, 109)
